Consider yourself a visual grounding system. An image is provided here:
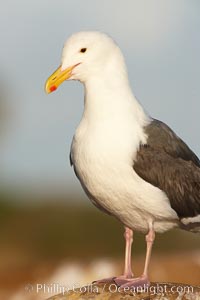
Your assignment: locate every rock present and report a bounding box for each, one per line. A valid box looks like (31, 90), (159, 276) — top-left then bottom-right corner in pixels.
(47, 281), (200, 300)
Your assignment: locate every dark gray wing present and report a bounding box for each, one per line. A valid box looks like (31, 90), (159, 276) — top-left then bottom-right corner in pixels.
(133, 119), (200, 218)
(144, 119), (200, 166)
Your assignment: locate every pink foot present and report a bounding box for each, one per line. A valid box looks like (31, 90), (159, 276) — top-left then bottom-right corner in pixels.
(115, 275), (150, 288)
(92, 276), (116, 284)
(93, 274), (133, 285)
(112, 275), (133, 286)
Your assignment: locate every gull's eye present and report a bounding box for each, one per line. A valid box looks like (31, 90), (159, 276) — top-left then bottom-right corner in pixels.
(80, 48), (87, 53)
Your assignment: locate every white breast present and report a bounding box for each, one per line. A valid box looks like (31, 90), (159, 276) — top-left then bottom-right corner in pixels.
(70, 114), (178, 234)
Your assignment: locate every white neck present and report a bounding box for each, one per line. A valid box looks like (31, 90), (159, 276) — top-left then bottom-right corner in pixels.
(83, 68), (148, 127)
(74, 54), (151, 163)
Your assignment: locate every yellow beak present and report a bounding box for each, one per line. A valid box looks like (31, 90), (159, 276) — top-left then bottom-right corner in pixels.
(45, 65), (76, 94)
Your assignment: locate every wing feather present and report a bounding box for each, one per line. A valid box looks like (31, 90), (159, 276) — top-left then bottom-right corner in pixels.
(133, 119), (200, 218)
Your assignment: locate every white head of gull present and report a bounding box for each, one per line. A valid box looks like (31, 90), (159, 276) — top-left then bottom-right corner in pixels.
(45, 31), (200, 288)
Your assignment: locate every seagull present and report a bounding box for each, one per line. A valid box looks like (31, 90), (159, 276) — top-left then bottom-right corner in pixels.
(45, 31), (200, 288)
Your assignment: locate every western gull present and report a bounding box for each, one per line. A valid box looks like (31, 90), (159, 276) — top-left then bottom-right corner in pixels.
(45, 31), (200, 288)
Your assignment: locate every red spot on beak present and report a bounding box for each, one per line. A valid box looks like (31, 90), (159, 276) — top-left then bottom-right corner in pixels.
(50, 85), (57, 92)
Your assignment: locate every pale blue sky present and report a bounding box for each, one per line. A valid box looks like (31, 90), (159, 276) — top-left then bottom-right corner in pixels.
(1, 0), (200, 194)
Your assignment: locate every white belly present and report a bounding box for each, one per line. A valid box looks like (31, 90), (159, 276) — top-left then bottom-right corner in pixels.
(70, 121), (178, 233)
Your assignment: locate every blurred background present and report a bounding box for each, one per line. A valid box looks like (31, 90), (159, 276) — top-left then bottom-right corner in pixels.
(0, 0), (200, 299)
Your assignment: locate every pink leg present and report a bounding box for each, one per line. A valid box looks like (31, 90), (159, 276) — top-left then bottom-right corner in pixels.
(119, 224), (155, 288)
(143, 227), (155, 277)
(123, 227), (134, 278)
(114, 227), (134, 285)
(93, 227), (134, 284)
